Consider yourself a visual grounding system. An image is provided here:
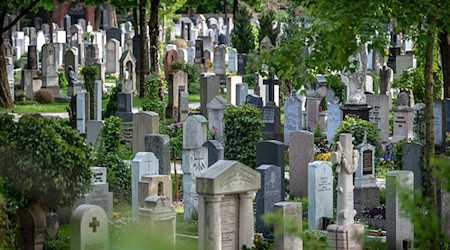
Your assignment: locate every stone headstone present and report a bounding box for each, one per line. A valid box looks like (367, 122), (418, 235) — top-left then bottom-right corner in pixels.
(213, 45), (226, 75)
(132, 152), (159, 218)
(202, 140), (224, 167)
(27, 45), (38, 70)
(237, 53), (247, 75)
(106, 27), (123, 46)
(396, 54), (417, 78)
(245, 94), (263, 109)
(70, 205), (109, 250)
(197, 160), (261, 250)
(138, 175), (172, 205)
(289, 131), (314, 198)
(393, 102), (414, 142)
(367, 95), (390, 143)
(256, 140), (285, 199)
(115, 92), (133, 122)
(41, 43), (59, 95)
(76, 91), (89, 134)
(308, 161), (333, 230)
(145, 134), (171, 175)
(231, 81), (245, 106)
(386, 171), (414, 250)
(207, 96), (227, 141)
(139, 196), (176, 246)
(168, 70), (188, 118)
(200, 74), (220, 118)
(179, 90), (189, 122)
(183, 115), (208, 149)
(306, 97), (321, 132)
(402, 142), (423, 192)
(106, 39), (120, 74)
(132, 111), (160, 155)
(228, 48), (238, 73)
(86, 120), (104, 147)
(119, 50), (137, 95)
(226, 75), (242, 105)
(94, 80), (103, 120)
(262, 102), (282, 140)
(327, 104), (342, 144)
(284, 91), (303, 145)
(273, 202), (302, 250)
(434, 101), (444, 145)
(256, 165), (282, 236)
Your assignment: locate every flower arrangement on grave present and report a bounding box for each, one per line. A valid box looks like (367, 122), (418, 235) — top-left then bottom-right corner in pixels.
(315, 152), (331, 161)
(362, 204), (386, 219)
(207, 127), (218, 140)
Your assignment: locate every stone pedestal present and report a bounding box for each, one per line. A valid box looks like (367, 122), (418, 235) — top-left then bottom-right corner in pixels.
(327, 224), (365, 250)
(340, 104), (372, 121)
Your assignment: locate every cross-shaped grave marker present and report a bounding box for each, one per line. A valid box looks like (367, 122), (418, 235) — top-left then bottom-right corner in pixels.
(263, 73), (279, 103)
(89, 217), (100, 233)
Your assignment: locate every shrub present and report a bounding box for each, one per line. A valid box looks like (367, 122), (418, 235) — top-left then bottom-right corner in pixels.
(81, 65), (99, 119)
(333, 117), (380, 147)
(142, 75), (165, 121)
(231, 5), (257, 54)
(104, 83), (122, 119)
(393, 67), (442, 103)
(0, 114), (92, 210)
(223, 104), (262, 167)
(94, 116), (131, 200)
(58, 71), (68, 89)
(34, 89), (54, 103)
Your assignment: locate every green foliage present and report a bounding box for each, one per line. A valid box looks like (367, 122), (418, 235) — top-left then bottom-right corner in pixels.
(104, 83), (122, 119)
(0, 114), (92, 209)
(393, 68), (442, 103)
(66, 96), (77, 129)
(188, 82), (200, 95)
(81, 65), (99, 119)
(231, 5), (257, 54)
(223, 104), (262, 167)
(0, 192), (15, 249)
(143, 75), (166, 121)
(58, 71), (68, 89)
(258, 10), (278, 45)
(43, 231), (70, 250)
(171, 61), (200, 83)
(334, 117), (380, 147)
(242, 74), (256, 89)
(95, 116), (131, 200)
(326, 75), (346, 104)
(314, 123), (322, 143)
(167, 121), (183, 160)
(414, 106), (426, 145)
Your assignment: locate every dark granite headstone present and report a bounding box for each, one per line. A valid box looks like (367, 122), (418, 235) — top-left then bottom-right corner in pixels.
(132, 35), (141, 72)
(256, 140), (285, 199)
(256, 165), (282, 236)
(218, 34), (227, 45)
(27, 45), (38, 70)
(238, 53), (247, 75)
(116, 92), (133, 122)
(340, 104), (372, 121)
(144, 134), (171, 175)
(245, 94), (263, 109)
(194, 39), (204, 64)
(202, 140), (224, 167)
(262, 102), (282, 140)
(402, 142), (423, 191)
(106, 28), (122, 45)
(236, 83), (248, 106)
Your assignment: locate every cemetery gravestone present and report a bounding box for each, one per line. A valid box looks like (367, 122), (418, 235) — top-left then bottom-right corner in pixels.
(273, 202), (303, 250)
(203, 140), (224, 167)
(131, 152), (160, 218)
(168, 70), (188, 118)
(207, 96), (227, 141)
(386, 171), (414, 250)
(434, 101), (444, 145)
(327, 104), (342, 144)
(197, 160), (261, 250)
(308, 161), (333, 230)
(139, 196), (176, 246)
(200, 74), (220, 118)
(76, 91), (89, 134)
(367, 95), (390, 143)
(256, 165), (282, 236)
(228, 48), (238, 73)
(245, 94), (263, 109)
(70, 204), (109, 250)
(256, 140), (285, 199)
(179, 89), (189, 122)
(393, 92), (414, 142)
(235, 83), (248, 106)
(144, 134), (171, 175)
(94, 80), (103, 120)
(138, 175), (173, 205)
(284, 91), (303, 145)
(106, 39), (120, 74)
(132, 111), (160, 156)
(402, 142), (423, 192)
(119, 50), (137, 95)
(226, 75), (242, 105)
(86, 120), (103, 147)
(237, 53), (247, 75)
(41, 43), (59, 95)
(289, 131), (314, 198)
(115, 92), (133, 122)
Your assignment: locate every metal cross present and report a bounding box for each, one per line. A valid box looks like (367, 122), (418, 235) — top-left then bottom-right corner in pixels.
(263, 73), (279, 103)
(89, 217), (100, 233)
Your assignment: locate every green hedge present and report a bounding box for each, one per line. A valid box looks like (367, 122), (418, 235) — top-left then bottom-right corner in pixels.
(223, 104), (262, 167)
(333, 117), (380, 147)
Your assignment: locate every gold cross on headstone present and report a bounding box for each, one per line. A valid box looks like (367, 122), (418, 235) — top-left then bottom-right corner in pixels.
(89, 217), (100, 233)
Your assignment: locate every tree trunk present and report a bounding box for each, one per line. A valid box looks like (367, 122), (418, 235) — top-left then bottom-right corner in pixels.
(424, 15), (437, 212)
(439, 31), (450, 99)
(139, 0), (149, 98)
(0, 39), (13, 108)
(149, 0), (163, 101)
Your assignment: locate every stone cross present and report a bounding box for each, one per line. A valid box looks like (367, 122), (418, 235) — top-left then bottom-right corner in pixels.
(331, 133), (359, 226)
(263, 73), (279, 103)
(89, 217), (99, 233)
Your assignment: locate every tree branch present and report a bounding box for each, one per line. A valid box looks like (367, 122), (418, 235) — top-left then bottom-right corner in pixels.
(0, 0), (41, 34)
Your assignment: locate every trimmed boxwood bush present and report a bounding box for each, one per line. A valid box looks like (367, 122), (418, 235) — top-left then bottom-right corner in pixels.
(34, 89), (54, 103)
(81, 65), (99, 119)
(333, 117), (380, 147)
(223, 104), (263, 167)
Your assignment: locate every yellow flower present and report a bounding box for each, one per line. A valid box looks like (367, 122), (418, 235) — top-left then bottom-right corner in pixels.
(113, 211), (121, 218)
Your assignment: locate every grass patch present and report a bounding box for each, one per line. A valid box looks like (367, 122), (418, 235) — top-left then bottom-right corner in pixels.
(0, 102), (69, 114)
(176, 210), (198, 236)
(189, 94), (200, 103)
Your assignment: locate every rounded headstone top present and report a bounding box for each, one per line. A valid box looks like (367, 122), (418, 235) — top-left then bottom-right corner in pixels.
(397, 92), (409, 106)
(168, 39), (187, 48)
